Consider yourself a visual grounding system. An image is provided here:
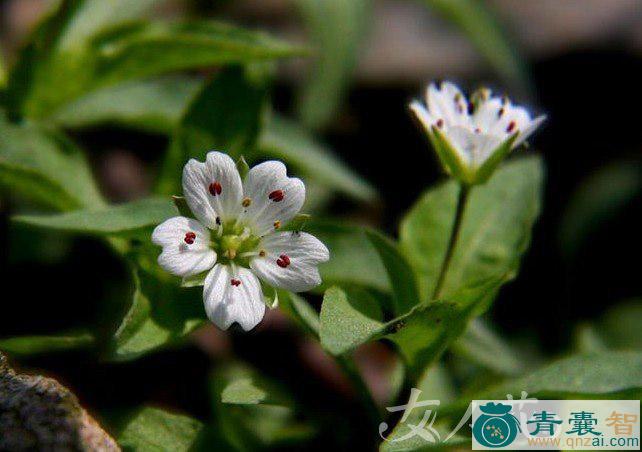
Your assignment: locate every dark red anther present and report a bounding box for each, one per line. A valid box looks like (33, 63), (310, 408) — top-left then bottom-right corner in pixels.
(497, 107), (505, 118)
(436, 119), (444, 128)
(269, 190), (284, 202)
(184, 231), (196, 245)
(230, 278), (241, 287)
(474, 128), (481, 134)
(506, 121), (516, 133)
(468, 102), (475, 115)
(276, 254), (291, 268)
(208, 181), (222, 196)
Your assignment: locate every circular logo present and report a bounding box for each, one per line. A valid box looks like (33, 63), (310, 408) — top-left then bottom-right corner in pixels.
(473, 403), (521, 448)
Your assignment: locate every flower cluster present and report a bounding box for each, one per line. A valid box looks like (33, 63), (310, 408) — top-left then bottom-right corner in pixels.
(152, 152), (329, 331)
(410, 82), (545, 184)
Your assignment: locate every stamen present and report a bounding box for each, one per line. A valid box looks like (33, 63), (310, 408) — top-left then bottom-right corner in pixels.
(474, 128), (481, 134)
(230, 278), (241, 287)
(259, 250), (266, 257)
(215, 216), (221, 226)
(208, 181), (222, 196)
(273, 220), (281, 230)
(506, 121), (516, 133)
(276, 254), (291, 268)
(497, 108), (505, 118)
(436, 118), (444, 128)
(184, 232), (196, 245)
(468, 102), (475, 115)
(242, 197), (252, 207)
(240, 251), (259, 258)
(225, 249), (237, 260)
(269, 190), (284, 202)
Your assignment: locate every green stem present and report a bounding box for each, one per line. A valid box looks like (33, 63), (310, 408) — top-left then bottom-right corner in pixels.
(336, 355), (381, 428)
(432, 184), (470, 300)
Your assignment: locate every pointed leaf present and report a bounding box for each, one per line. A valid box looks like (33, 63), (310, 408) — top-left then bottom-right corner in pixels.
(13, 197), (176, 237)
(109, 268), (207, 361)
(93, 21), (305, 87)
(295, 0), (371, 129)
(0, 114), (104, 210)
(51, 76), (201, 133)
(422, 0), (530, 93)
(365, 229), (420, 315)
(304, 221), (390, 293)
(118, 407), (205, 451)
(480, 351), (642, 399)
(0, 332), (94, 356)
(221, 378), (267, 405)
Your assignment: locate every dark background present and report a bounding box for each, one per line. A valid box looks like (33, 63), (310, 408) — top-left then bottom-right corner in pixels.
(1, 0), (641, 449)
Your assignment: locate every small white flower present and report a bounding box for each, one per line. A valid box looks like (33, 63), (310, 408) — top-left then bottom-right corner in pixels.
(152, 151), (330, 331)
(410, 81), (546, 184)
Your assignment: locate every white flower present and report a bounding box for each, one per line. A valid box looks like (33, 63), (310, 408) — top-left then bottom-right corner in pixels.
(410, 81), (546, 184)
(152, 151), (330, 331)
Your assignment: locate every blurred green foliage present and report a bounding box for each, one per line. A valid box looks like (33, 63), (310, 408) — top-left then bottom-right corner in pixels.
(0, 1), (639, 450)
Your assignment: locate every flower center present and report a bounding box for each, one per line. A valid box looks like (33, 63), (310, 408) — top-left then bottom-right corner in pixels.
(211, 219), (261, 267)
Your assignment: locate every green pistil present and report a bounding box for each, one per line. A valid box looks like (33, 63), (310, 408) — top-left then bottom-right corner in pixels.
(212, 221), (261, 267)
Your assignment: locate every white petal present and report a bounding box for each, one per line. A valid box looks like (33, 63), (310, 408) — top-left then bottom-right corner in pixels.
(409, 100), (436, 132)
(472, 134), (506, 166)
(152, 216), (217, 277)
(514, 114), (546, 147)
(241, 161), (305, 236)
(472, 96), (504, 132)
(182, 151), (243, 227)
(250, 231), (329, 292)
(443, 126), (476, 165)
(427, 82), (470, 127)
(203, 264), (266, 331)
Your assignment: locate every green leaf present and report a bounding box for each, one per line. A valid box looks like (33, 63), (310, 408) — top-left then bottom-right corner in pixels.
(380, 365), (465, 450)
(157, 67), (267, 195)
(109, 268), (207, 361)
(172, 196), (194, 219)
(453, 318), (523, 376)
(422, 0), (530, 93)
(118, 406), (205, 451)
(13, 197), (176, 237)
(92, 21), (305, 87)
(479, 351), (642, 399)
(236, 156), (250, 180)
(559, 161), (641, 259)
(11, 0), (300, 119)
(599, 299), (642, 350)
(50, 76), (201, 133)
(295, 0), (371, 130)
(0, 332), (94, 356)
(400, 156), (543, 304)
(319, 278), (507, 378)
(259, 114), (376, 201)
(305, 220), (390, 293)
(278, 290), (320, 336)
(211, 363), (313, 449)
(0, 48), (6, 89)
(0, 113), (104, 210)
(320, 286), (386, 356)
(365, 229), (420, 315)
(6, 0), (161, 117)
(222, 378), (268, 405)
